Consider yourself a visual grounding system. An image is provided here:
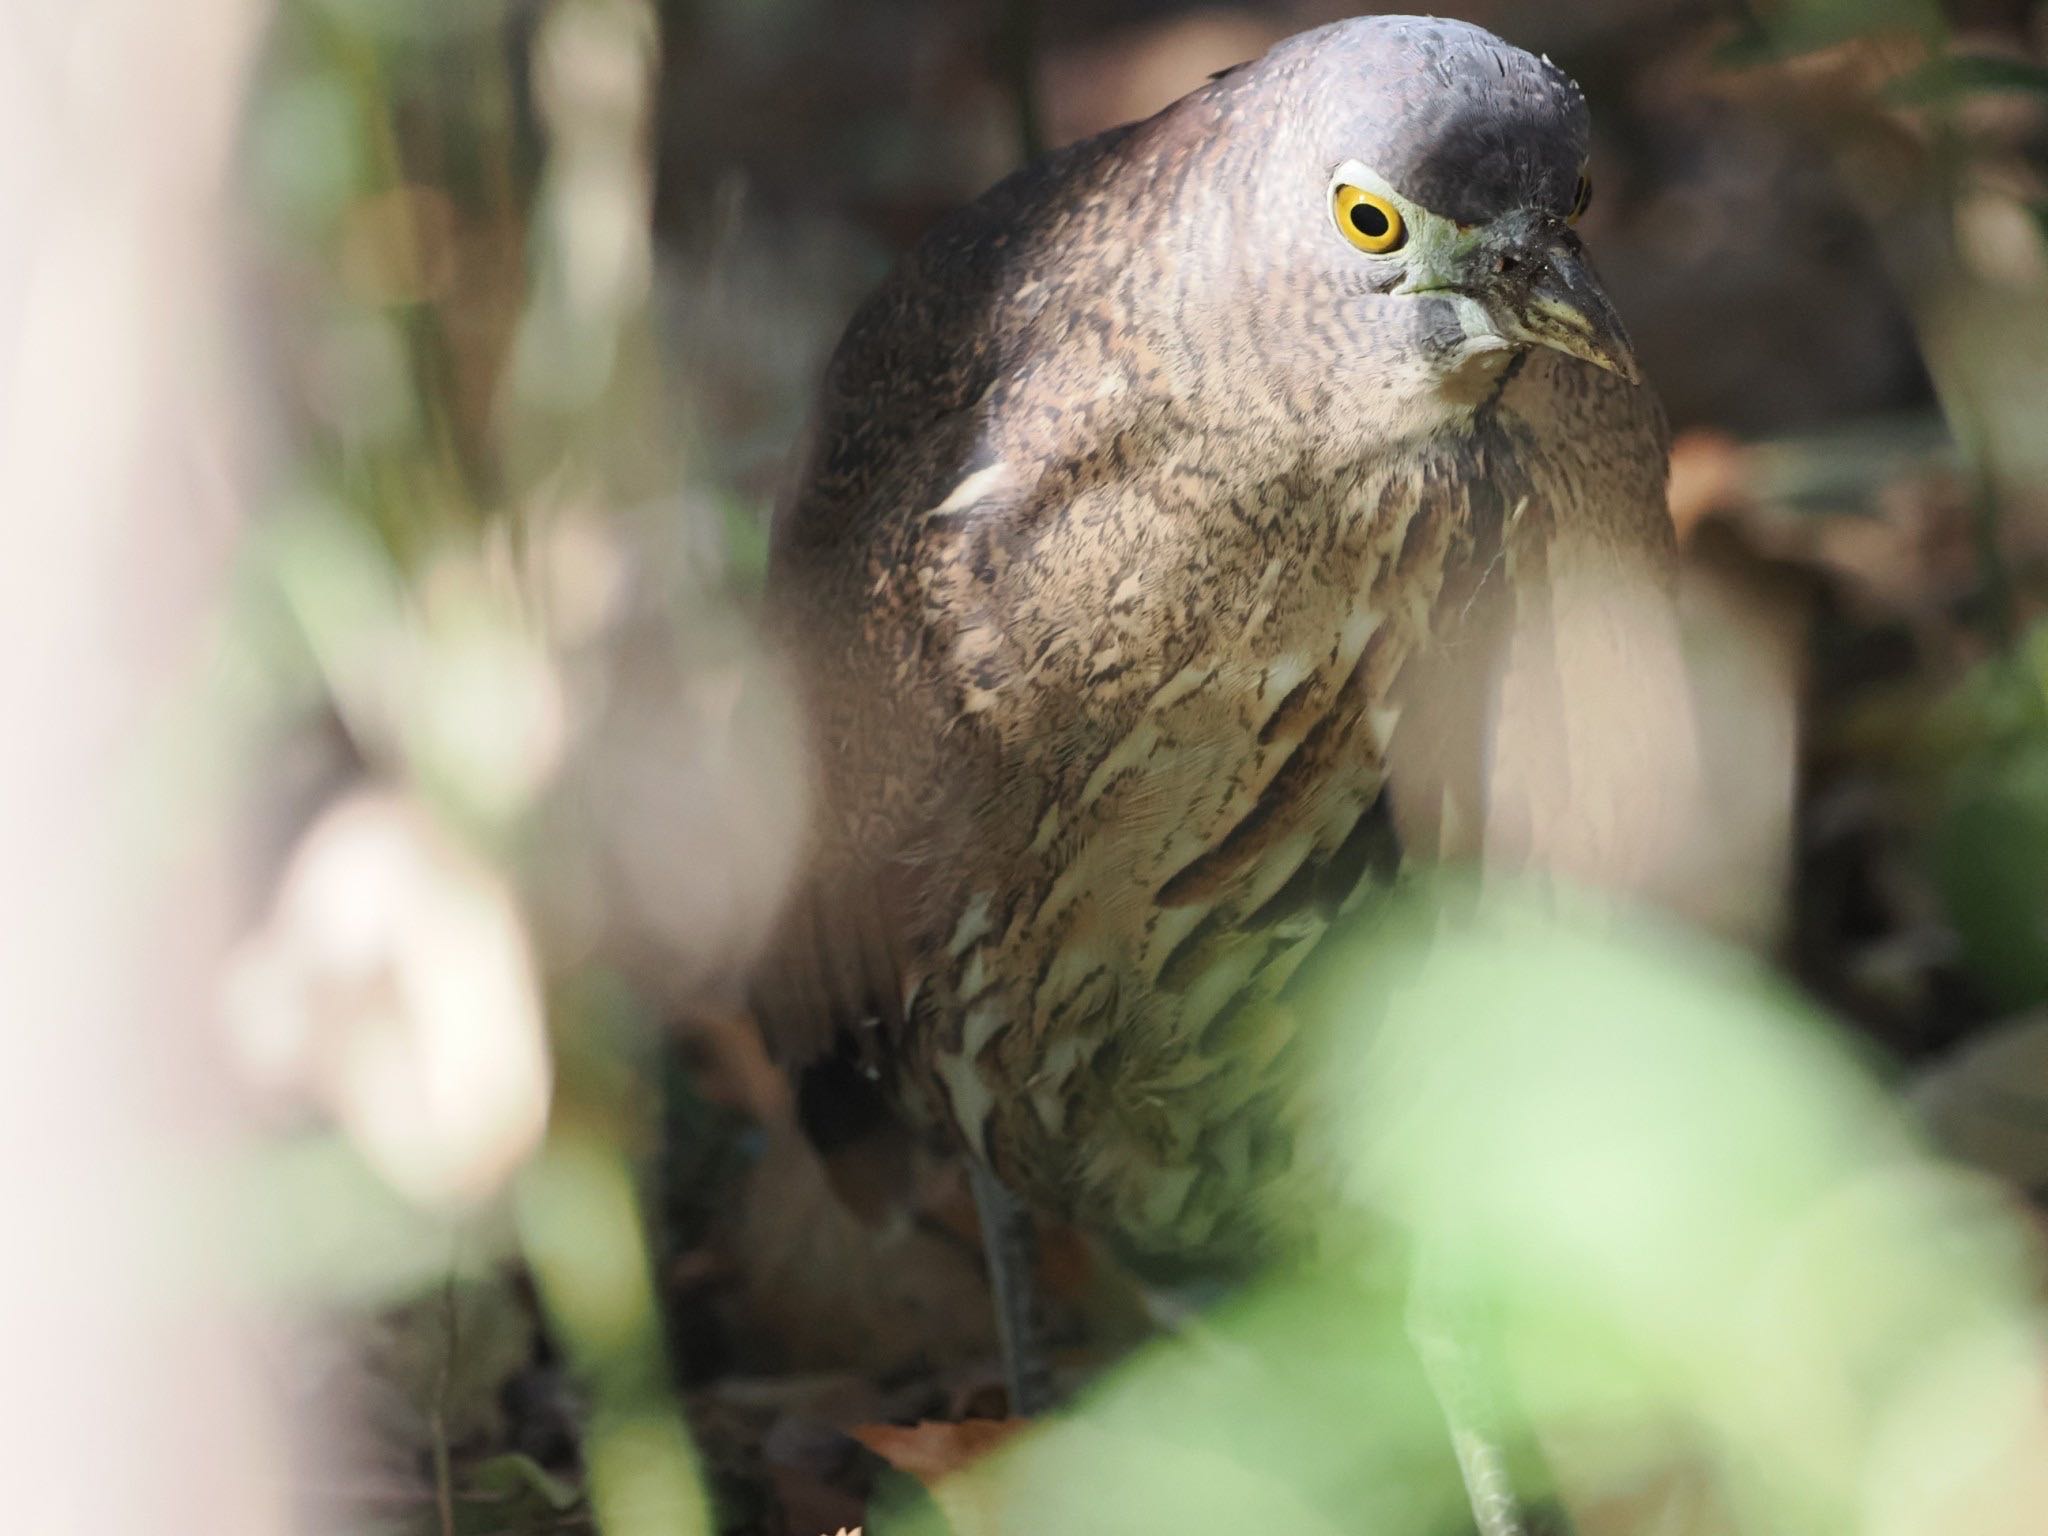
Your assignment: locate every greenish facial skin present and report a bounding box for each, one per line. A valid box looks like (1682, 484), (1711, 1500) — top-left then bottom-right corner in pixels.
(1325, 157), (1638, 389)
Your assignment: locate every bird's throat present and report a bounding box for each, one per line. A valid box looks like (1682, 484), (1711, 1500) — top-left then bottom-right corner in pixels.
(1439, 343), (1520, 408)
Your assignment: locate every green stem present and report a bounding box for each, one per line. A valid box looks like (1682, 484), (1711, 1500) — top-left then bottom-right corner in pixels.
(999, 0), (1044, 163)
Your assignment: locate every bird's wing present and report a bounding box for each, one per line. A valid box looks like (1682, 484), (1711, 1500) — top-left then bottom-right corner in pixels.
(750, 833), (923, 1070)
(753, 121), (1162, 1077)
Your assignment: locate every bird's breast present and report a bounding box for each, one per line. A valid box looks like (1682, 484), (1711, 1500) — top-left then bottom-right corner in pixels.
(894, 438), (1525, 1267)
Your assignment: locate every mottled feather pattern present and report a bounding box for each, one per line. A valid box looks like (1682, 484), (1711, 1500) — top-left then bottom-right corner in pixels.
(757, 16), (1673, 1274)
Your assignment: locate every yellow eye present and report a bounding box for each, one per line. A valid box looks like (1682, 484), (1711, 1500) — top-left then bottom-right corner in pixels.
(1333, 184), (1406, 254)
(1569, 172), (1593, 224)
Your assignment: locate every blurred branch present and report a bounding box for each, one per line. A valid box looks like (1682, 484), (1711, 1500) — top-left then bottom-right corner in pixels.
(432, 1273), (461, 1536)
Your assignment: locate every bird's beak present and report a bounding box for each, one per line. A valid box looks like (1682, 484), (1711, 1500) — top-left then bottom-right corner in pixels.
(1469, 209), (1641, 385)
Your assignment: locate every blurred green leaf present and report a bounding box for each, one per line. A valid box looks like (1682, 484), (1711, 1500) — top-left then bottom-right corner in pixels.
(1714, 0), (1945, 65)
(306, 0), (515, 45)
(470, 1451), (584, 1512)
(583, 1408), (713, 1536)
(1298, 890), (2044, 1528)
(518, 1123), (713, 1536)
(517, 1134), (661, 1362)
(869, 893), (2048, 1536)
(248, 72), (371, 228)
(1889, 54), (2048, 104)
(875, 1271), (1461, 1536)
(235, 1134), (511, 1304)
(1933, 746), (2048, 1009)
(720, 491), (772, 589)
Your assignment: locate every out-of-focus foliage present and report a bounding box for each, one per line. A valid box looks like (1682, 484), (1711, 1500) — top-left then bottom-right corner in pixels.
(202, 1), (2048, 1533)
(229, 2), (789, 1533)
(1925, 627), (2048, 1008)
(1316, 894), (2046, 1536)
(869, 891), (2048, 1535)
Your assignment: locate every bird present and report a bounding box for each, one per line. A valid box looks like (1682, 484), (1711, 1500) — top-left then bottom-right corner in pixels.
(753, 14), (1679, 1526)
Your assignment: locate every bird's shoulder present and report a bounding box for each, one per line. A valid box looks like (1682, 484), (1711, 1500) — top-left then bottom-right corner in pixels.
(770, 66), (1253, 580)
(787, 126), (1139, 506)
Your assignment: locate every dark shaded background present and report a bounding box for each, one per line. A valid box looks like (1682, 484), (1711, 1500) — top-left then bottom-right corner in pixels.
(651, 0), (1938, 474)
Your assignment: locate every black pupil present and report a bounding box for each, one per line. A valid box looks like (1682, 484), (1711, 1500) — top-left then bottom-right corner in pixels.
(1349, 201), (1390, 239)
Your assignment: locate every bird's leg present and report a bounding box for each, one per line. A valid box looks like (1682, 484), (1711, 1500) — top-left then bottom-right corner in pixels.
(1406, 1244), (1565, 1536)
(968, 1161), (1054, 1416)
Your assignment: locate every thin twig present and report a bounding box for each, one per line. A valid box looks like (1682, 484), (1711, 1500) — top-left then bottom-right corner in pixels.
(431, 1273), (460, 1536)
(1954, 388), (2019, 650)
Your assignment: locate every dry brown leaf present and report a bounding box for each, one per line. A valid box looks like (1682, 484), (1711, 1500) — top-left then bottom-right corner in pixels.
(852, 1419), (1029, 1536)
(1668, 429), (1755, 541)
(850, 1417), (1028, 1483)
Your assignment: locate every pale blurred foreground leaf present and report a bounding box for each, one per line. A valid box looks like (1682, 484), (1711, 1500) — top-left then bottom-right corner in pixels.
(1308, 890), (2048, 1535)
(854, 1421), (1030, 1536)
(878, 890), (2046, 1536)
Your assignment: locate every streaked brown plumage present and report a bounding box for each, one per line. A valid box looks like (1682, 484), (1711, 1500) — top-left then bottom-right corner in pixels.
(754, 16), (1675, 1281)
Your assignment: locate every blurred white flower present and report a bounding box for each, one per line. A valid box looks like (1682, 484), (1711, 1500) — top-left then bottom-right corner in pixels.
(224, 791), (551, 1207)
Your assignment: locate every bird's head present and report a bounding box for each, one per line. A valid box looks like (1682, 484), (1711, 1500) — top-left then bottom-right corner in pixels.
(1207, 17), (1639, 413)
